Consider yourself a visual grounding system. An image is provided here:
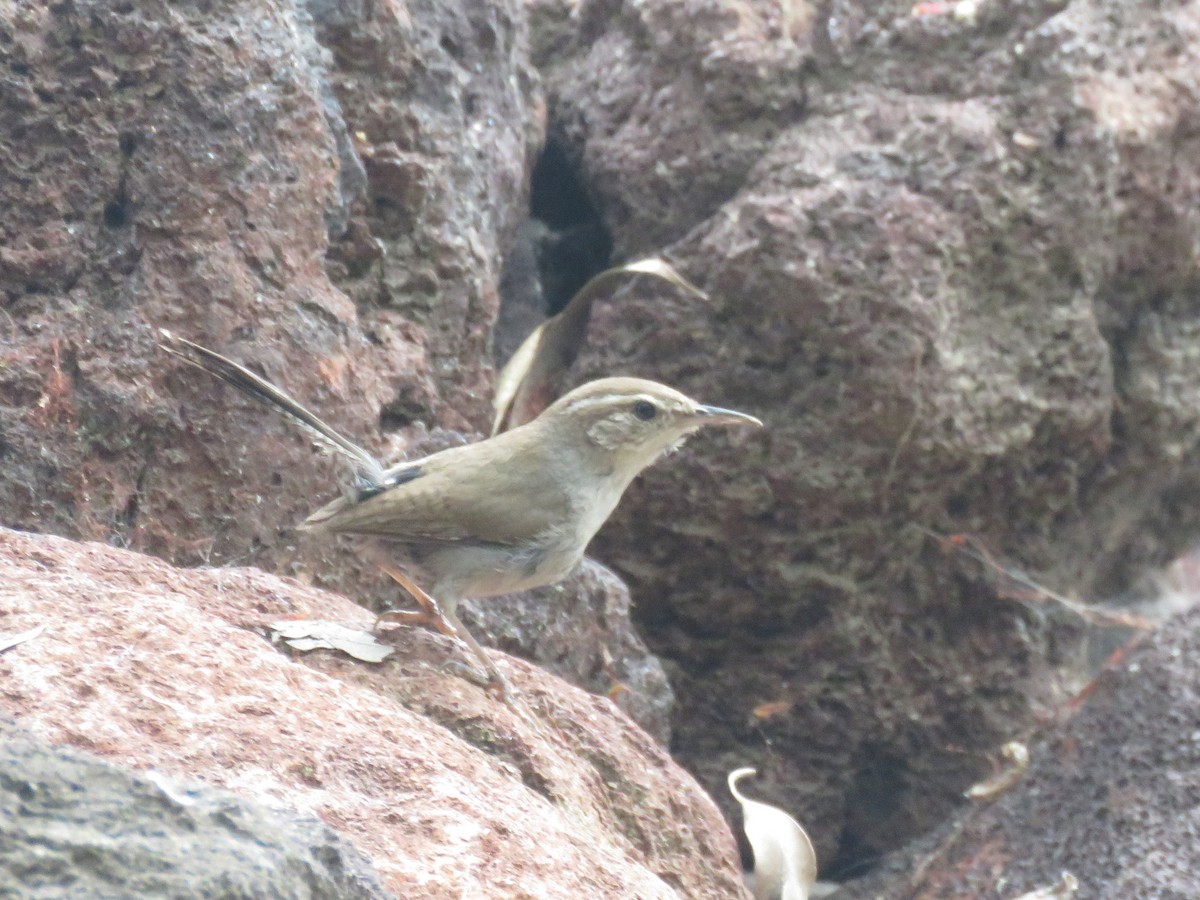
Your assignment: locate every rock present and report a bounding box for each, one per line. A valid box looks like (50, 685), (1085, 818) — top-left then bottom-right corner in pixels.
(0, 0), (535, 608)
(0, 718), (390, 898)
(462, 558), (675, 744)
(0, 0), (670, 733)
(0, 527), (747, 899)
(836, 605), (1200, 898)
(537, 0), (1200, 872)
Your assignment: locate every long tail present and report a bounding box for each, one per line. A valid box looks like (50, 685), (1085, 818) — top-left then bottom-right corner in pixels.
(159, 329), (385, 487)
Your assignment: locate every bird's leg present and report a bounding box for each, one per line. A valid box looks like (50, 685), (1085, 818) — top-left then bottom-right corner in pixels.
(375, 564), (516, 706)
(373, 564), (456, 636)
(440, 606), (518, 708)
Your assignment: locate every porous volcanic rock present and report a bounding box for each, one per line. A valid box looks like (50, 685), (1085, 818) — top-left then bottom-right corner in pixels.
(836, 605), (1200, 899)
(0, 0), (672, 730)
(537, 0), (1200, 872)
(0, 527), (747, 899)
(0, 0), (532, 597)
(462, 558), (676, 745)
(0, 719), (390, 898)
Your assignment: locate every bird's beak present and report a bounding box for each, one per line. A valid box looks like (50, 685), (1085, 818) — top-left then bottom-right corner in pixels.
(693, 405), (763, 428)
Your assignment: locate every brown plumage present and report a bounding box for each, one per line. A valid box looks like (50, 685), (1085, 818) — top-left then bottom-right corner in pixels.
(160, 331), (761, 698)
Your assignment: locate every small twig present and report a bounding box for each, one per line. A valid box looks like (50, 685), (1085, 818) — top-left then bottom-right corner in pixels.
(919, 528), (1153, 629)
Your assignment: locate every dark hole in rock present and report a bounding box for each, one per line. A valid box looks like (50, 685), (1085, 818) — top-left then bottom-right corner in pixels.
(379, 391), (429, 431)
(117, 490), (139, 529)
(823, 747), (910, 881)
(824, 825), (876, 882)
(945, 491), (971, 518)
(103, 198), (129, 229)
(494, 132), (612, 364)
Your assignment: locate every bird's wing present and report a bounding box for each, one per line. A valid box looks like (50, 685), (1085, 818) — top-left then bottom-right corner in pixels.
(300, 429), (572, 547)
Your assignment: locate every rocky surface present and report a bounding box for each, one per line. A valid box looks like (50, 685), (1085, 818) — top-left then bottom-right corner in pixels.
(0, 0), (534, 609)
(462, 559), (676, 745)
(0, 718), (390, 898)
(6, 0), (1200, 891)
(0, 0), (671, 732)
(0, 527), (747, 899)
(537, 0), (1200, 874)
(836, 604), (1200, 899)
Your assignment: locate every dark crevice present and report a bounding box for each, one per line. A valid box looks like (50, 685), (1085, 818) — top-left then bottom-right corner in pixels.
(115, 459), (151, 533)
(494, 131), (612, 364)
(103, 198), (130, 229)
(822, 747), (909, 881)
(379, 387), (430, 432)
(118, 130), (138, 158)
(529, 136), (596, 232)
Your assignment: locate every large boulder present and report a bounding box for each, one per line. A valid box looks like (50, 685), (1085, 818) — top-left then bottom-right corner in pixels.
(0, 527), (747, 898)
(0, 0), (671, 732)
(0, 0), (533, 593)
(837, 603), (1200, 898)
(536, 0), (1200, 871)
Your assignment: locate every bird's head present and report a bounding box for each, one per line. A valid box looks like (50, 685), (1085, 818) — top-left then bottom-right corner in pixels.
(541, 377), (762, 477)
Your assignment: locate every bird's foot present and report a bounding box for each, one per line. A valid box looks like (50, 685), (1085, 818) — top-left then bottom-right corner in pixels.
(373, 606), (457, 636)
(374, 565), (458, 637)
(374, 563), (526, 715)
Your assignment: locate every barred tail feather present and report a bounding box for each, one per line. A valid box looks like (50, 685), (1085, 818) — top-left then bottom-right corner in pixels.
(159, 329), (385, 487)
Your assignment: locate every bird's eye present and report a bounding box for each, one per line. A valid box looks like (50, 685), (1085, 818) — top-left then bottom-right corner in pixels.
(632, 400), (657, 421)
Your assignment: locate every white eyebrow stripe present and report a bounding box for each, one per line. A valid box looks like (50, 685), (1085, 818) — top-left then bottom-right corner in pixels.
(566, 392), (652, 413)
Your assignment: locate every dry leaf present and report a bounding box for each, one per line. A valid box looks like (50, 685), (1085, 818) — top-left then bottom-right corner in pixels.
(270, 620), (394, 664)
(752, 700), (795, 721)
(492, 258), (707, 434)
(145, 769), (197, 808)
(1009, 871), (1079, 900)
(0, 624), (46, 655)
(729, 767), (817, 900)
(965, 741), (1030, 799)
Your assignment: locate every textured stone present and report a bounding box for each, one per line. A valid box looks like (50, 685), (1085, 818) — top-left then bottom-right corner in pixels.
(0, 0), (535, 607)
(0, 0), (671, 737)
(538, 0), (1200, 871)
(0, 527), (747, 899)
(0, 719), (390, 899)
(462, 559), (675, 744)
(837, 605), (1200, 898)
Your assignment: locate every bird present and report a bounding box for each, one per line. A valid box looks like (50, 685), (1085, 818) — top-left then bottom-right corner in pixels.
(159, 330), (762, 701)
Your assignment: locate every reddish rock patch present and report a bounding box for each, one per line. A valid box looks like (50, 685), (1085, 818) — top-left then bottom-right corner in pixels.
(0, 527), (747, 898)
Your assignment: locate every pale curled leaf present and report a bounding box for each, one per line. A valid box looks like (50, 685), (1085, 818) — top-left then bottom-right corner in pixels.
(0, 624), (46, 655)
(270, 620), (394, 663)
(492, 258), (708, 434)
(145, 769), (197, 808)
(729, 767), (817, 900)
(965, 741), (1030, 800)
(1009, 871), (1079, 900)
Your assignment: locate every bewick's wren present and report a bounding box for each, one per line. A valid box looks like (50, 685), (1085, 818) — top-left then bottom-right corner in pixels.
(160, 332), (761, 698)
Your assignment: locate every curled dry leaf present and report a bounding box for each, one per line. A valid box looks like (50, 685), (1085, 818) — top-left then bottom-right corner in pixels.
(728, 767), (818, 900)
(492, 258), (708, 434)
(1009, 871), (1079, 900)
(145, 769), (197, 809)
(965, 740), (1030, 800)
(0, 624), (47, 655)
(751, 700), (795, 722)
(270, 620), (394, 664)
